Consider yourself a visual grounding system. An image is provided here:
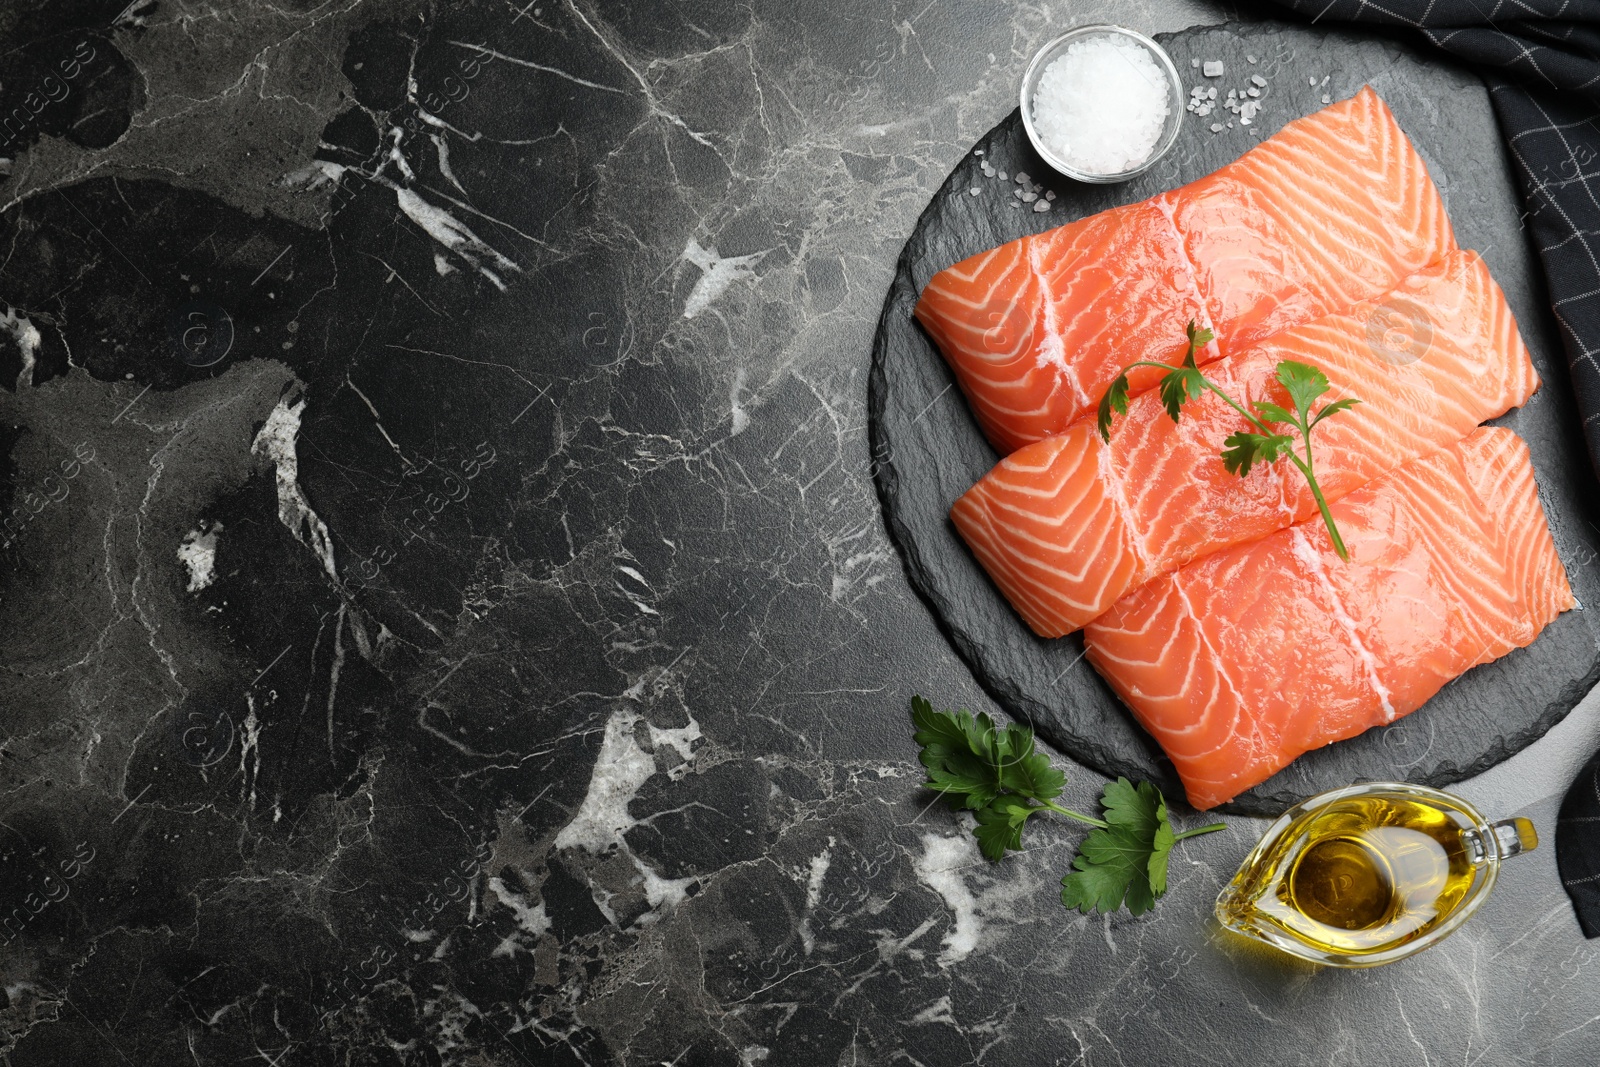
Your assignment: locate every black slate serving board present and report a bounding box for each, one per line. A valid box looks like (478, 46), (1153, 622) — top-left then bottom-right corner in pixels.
(870, 21), (1600, 815)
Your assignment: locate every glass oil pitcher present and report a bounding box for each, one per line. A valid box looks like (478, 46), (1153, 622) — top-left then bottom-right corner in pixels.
(1215, 781), (1537, 967)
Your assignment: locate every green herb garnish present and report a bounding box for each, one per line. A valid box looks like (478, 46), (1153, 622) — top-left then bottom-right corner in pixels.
(912, 696), (1225, 916)
(1096, 322), (1361, 560)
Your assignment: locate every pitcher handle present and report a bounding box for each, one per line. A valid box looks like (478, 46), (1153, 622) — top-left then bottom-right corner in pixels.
(1489, 817), (1538, 860)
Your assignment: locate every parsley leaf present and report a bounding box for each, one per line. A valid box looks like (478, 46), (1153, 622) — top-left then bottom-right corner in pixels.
(972, 806), (1022, 860)
(1250, 400), (1295, 426)
(1158, 364), (1205, 424)
(1275, 359), (1330, 422)
(912, 696), (1000, 809)
(1061, 825), (1156, 914)
(910, 698), (1225, 914)
(1220, 430), (1294, 477)
(1097, 372), (1130, 443)
(1060, 778), (1196, 917)
(1001, 746), (1066, 802)
(1311, 396), (1361, 428)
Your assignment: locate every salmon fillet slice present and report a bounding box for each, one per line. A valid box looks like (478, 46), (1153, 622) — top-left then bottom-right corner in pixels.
(1083, 427), (1574, 810)
(915, 87), (1455, 454)
(1170, 85), (1454, 357)
(950, 250), (1537, 637)
(914, 198), (1215, 454)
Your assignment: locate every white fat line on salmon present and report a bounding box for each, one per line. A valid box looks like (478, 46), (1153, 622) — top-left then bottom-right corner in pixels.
(1168, 575), (1249, 752)
(1097, 434), (1155, 578)
(1150, 192), (1220, 359)
(1289, 527), (1396, 720)
(1025, 238), (1090, 411)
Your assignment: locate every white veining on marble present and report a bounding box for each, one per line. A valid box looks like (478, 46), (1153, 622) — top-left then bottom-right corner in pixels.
(488, 875), (552, 957)
(914, 833), (983, 966)
(394, 187), (521, 291)
(628, 852), (695, 918)
(278, 159), (347, 194)
(554, 710), (657, 853)
(0, 307), (40, 391)
(252, 393), (340, 582)
(239, 693), (262, 812)
(730, 366), (751, 435)
(554, 700), (705, 926)
(681, 238), (765, 319)
(177, 525), (219, 592)
(798, 838), (834, 955)
(648, 714), (703, 774)
(910, 994), (958, 1026)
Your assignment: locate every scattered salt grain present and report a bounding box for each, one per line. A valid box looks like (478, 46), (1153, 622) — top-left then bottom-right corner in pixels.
(1187, 84), (1218, 118)
(1022, 191), (1038, 202)
(997, 170), (1007, 180)
(1211, 123), (1223, 132)
(1309, 76), (1316, 86)
(970, 187), (981, 196)
(1031, 34), (1172, 175)
(1045, 190), (1056, 200)
(1322, 94), (1332, 104)
(1247, 87), (1260, 98)
(974, 148), (985, 156)
(1203, 60), (1224, 77)
(1015, 171), (1030, 184)
(1251, 74), (1267, 88)
(1247, 54), (1258, 64)
(1033, 200), (1051, 213)
(1192, 57), (1200, 68)
(1014, 188), (1025, 199)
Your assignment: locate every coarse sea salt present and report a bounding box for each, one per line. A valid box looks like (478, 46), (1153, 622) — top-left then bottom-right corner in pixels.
(1031, 35), (1170, 176)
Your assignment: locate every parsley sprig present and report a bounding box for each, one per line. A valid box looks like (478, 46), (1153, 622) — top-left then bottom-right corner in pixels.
(912, 696), (1225, 916)
(1095, 322), (1361, 560)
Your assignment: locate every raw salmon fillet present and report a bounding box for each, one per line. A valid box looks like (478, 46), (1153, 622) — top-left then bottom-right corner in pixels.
(1083, 428), (1574, 810)
(915, 87), (1455, 454)
(950, 250), (1537, 637)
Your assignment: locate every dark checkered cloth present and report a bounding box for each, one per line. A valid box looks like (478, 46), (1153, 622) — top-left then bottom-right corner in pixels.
(1263, 0), (1600, 936)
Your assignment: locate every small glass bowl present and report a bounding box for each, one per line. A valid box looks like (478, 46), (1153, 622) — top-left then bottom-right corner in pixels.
(1020, 25), (1184, 184)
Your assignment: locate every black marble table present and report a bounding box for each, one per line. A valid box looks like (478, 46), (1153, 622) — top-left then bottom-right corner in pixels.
(1, 1), (1597, 1063)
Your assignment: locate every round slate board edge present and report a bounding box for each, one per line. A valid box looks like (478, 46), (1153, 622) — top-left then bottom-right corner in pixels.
(869, 19), (1600, 817)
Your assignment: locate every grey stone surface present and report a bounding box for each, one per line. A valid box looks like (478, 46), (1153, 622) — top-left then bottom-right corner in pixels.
(872, 20), (1600, 815)
(0, 2), (1595, 1064)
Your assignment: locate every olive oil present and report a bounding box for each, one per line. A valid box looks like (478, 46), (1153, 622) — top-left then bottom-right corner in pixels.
(1216, 783), (1537, 966)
